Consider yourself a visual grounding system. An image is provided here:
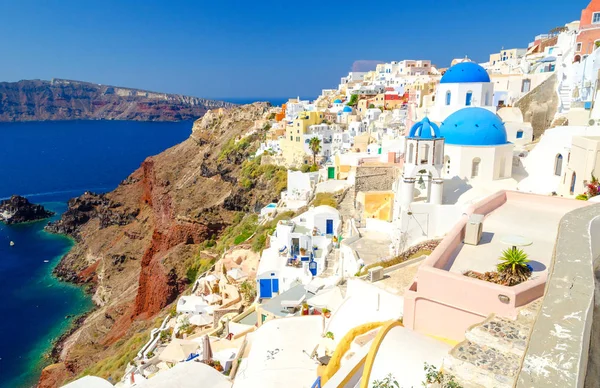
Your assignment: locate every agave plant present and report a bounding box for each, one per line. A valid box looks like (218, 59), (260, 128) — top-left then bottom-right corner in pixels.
(497, 247), (532, 286)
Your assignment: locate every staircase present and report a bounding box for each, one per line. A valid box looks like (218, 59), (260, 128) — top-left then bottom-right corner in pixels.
(442, 300), (541, 388)
(559, 84), (572, 113)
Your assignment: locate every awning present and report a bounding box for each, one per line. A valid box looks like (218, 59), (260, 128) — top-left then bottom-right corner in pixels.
(539, 56), (556, 63)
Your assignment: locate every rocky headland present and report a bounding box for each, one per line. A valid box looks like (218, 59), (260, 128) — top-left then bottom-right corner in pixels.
(0, 79), (235, 122)
(0, 195), (54, 224)
(38, 103), (282, 387)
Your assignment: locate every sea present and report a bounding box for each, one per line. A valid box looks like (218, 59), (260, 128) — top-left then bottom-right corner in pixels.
(0, 120), (193, 388)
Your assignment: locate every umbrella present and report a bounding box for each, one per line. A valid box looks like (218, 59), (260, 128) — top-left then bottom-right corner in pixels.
(204, 274), (218, 283)
(203, 294), (222, 304)
(158, 340), (199, 363)
(201, 335), (213, 362)
(189, 314), (213, 327)
(227, 268), (247, 281)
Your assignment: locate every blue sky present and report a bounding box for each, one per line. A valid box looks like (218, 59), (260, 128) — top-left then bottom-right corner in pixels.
(0, 0), (586, 99)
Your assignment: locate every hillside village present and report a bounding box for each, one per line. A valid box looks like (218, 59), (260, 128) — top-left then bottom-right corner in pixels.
(64, 1), (600, 388)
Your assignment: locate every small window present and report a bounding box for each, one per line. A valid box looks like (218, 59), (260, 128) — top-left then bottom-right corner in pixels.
(576, 42), (582, 52)
(594, 12), (600, 24)
(521, 79), (531, 93)
(445, 91), (451, 106)
(465, 91), (473, 106)
(555, 154), (563, 176)
(290, 136), (293, 141)
(471, 157), (481, 178)
(516, 130), (524, 139)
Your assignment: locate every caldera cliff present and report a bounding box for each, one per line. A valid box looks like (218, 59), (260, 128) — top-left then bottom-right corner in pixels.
(0, 79), (234, 122)
(38, 103), (281, 386)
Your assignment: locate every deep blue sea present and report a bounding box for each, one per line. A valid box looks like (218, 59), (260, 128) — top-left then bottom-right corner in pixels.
(0, 120), (193, 388)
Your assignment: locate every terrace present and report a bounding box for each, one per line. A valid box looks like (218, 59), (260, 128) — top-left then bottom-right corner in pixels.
(403, 191), (588, 341)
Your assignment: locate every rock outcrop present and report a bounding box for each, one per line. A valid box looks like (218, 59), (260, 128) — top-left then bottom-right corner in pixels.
(38, 103), (280, 386)
(0, 79), (235, 122)
(0, 195), (54, 224)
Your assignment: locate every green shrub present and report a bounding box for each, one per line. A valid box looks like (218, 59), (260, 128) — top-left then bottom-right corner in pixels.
(312, 192), (337, 208)
(576, 194), (588, 201)
(252, 234), (267, 252)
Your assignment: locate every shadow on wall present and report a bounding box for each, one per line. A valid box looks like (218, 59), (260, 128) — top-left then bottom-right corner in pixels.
(514, 73), (558, 139)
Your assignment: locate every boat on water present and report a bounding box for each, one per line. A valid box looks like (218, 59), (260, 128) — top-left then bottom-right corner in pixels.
(43, 260), (49, 263)
(9, 241), (14, 246)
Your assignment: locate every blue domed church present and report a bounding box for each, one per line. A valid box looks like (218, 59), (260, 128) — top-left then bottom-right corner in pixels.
(430, 62), (495, 122)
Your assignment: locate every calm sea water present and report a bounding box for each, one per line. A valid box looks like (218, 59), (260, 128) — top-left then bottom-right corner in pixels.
(0, 120), (193, 387)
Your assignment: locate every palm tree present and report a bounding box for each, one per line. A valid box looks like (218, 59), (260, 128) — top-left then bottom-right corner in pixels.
(497, 247), (532, 286)
(308, 137), (322, 166)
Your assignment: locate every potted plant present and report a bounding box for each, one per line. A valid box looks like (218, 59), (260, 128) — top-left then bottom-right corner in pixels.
(325, 331), (334, 340)
(213, 360), (224, 372)
(322, 308), (331, 318)
(497, 247), (532, 286)
(300, 247), (307, 256)
(302, 302), (309, 315)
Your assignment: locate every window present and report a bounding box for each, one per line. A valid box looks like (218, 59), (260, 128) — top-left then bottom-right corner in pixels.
(570, 172), (577, 195)
(516, 130), (524, 139)
(408, 143), (414, 163)
(554, 154), (563, 176)
(521, 79), (531, 93)
(290, 136), (293, 141)
(445, 91), (451, 106)
(485, 92), (490, 106)
(471, 158), (481, 178)
(296, 136), (300, 142)
(465, 91), (473, 106)
(593, 12), (600, 24)
(499, 156), (506, 178)
(576, 42), (582, 52)
(420, 143), (430, 164)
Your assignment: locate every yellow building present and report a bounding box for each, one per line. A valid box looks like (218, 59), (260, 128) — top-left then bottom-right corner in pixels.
(356, 191), (395, 221)
(281, 110), (325, 166)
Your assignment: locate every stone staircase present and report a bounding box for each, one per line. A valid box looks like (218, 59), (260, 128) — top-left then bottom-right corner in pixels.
(559, 84), (572, 113)
(319, 248), (338, 277)
(442, 300), (541, 388)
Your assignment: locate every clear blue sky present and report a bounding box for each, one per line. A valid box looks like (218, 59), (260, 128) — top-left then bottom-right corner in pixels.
(0, 0), (586, 99)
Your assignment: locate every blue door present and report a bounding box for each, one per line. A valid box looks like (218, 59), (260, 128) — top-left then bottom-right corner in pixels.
(309, 261), (317, 276)
(465, 92), (473, 106)
(326, 219), (334, 235)
(272, 279), (279, 293)
(259, 279), (272, 298)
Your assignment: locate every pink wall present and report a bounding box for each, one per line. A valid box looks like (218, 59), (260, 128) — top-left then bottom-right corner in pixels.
(403, 190), (588, 341)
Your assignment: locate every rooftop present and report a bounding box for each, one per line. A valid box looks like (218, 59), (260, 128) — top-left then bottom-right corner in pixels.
(260, 284), (308, 317)
(448, 197), (578, 275)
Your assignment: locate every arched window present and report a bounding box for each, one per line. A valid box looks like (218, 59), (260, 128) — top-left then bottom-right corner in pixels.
(471, 157), (481, 178)
(466, 91), (473, 106)
(420, 143), (430, 164)
(445, 91), (451, 106)
(570, 172), (577, 195)
(555, 154), (563, 176)
(499, 156), (506, 178)
(485, 92), (490, 106)
(408, 143), (414, 163)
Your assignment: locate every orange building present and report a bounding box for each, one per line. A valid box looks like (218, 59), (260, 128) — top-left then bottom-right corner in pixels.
(275, 103), (286, 121)
(575, 0), (600, 62)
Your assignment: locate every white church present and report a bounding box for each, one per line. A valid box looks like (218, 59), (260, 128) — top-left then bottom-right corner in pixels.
(391, 62), (531, 251)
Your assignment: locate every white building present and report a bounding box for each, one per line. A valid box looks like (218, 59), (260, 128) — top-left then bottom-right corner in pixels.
(256, 206), (341, 299)
(176, 296), (209, 315)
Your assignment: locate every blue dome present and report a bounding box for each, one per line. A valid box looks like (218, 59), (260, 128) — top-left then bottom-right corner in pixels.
(342, 106), (353, 113)
(440, 62), (490, 84)
(440, 108), (508, 146)
(408, 117), (441, 139)
(333, 99), (342, 104)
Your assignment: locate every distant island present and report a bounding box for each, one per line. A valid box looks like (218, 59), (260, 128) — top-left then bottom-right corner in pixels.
(0, 195), (54, 224)
(0, 79), (235, 122)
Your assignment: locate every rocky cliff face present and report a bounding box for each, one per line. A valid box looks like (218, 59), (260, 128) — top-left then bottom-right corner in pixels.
(0, 79), (234, 122)
(0, 195), (54, 224)
(38, 103), (278, 386)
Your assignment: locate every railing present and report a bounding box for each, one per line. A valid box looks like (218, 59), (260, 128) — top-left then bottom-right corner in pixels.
(311, 376), (322, 388)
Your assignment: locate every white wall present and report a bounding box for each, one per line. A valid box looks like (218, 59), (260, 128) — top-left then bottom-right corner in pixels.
(444, 144), (513, 181)
(431, 82), (495, 122)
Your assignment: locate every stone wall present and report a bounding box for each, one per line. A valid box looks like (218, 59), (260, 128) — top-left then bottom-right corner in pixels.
(515, 73), (558, 139)
(354, 166), (399, 196)
(515, 204), (600, 388)
(212, 306), (243, 328)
